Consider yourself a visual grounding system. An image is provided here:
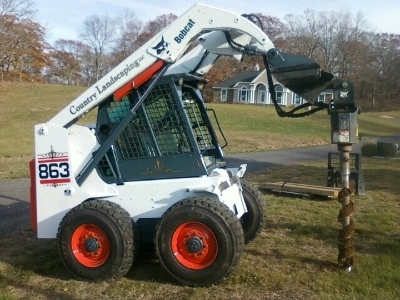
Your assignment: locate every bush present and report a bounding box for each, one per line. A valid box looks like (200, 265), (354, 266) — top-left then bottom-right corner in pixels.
(361, 143), (377, 157)
(377, 142), (399, 158)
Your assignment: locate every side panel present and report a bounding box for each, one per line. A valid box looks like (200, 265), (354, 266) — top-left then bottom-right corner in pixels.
(34, 124), (118, 238)
(29, 159), (37, 233)
(34, 123), (247, 238)
(105, 167), (247, 221)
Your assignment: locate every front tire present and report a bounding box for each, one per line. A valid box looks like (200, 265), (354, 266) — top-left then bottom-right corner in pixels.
(57, 200), (136, 281)
(240, 179), (266, 244)
(155, 197), (244, 287)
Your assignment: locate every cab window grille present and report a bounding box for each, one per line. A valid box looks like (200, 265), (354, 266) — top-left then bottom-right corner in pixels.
(108, 84), (194, 159)
(183, 99), (214, 151)
(107, 98), (131, 123)
(96, 155), (115, 178)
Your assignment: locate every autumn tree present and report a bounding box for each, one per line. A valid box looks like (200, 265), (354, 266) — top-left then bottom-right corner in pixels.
(0, 0), (37, 80)
(17, 19), (48, 80)
(47, 39), (90, 85)
(1, 17), (48, 81)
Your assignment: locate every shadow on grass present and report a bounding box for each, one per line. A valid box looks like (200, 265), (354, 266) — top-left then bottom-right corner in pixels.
(0, 228), (71, 279)
(0, 196), (30, 235)
(125, 244), (176, 284)
(0, 273), (77, 300)
(247, 247), (340, 272)
(0, 227), (176, 287)
(266, 220), (337, 241)
(354, 228), (400, 256)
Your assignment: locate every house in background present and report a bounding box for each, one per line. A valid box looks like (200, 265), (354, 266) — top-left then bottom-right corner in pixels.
(212, 66), (333, 106)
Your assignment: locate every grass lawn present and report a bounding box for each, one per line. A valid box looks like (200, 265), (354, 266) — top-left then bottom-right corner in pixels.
(0, 82), (399, 179)
(0, 158), (399, 299)
(0, 82), (399, 299)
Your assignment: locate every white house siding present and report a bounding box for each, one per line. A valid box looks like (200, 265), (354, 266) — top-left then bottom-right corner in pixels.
(214, 69), (332, 106)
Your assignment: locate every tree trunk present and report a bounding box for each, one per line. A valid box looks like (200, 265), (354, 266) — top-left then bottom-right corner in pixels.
(372, 81), (376, 108)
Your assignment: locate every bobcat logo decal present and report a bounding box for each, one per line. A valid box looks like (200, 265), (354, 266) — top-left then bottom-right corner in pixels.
(340, 91), (349, 99)
(152, 36), (169, 55)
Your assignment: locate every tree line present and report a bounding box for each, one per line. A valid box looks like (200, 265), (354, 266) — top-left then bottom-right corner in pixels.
(1, 0), (399, 109)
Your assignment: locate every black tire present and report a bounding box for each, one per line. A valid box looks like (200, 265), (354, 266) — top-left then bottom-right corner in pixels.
(240, 179), (266, 244)
(155, 197), (244, 287)
(57, 200), (136, 281)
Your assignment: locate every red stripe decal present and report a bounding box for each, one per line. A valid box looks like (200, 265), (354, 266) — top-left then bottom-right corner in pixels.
(38, 158), (69, 163)
(114, 60), (165, 101)
(38, 156), (69, 160)
(40, 179), (71, 184)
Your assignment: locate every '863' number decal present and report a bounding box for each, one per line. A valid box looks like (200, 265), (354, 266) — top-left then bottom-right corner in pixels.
(37, 156), (71, 185)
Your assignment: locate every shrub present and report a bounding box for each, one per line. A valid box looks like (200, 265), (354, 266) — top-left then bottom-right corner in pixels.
(361, 143), (377, 157)
(377, 142), (399, 158)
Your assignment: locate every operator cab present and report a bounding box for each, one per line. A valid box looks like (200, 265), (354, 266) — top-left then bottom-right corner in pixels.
(94, 74), (226, 183)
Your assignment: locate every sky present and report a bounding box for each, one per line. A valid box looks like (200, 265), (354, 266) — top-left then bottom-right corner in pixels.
(33, 0), (400, 43)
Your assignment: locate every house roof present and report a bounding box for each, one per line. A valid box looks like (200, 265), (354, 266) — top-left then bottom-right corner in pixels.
(214, 70), (263, 88)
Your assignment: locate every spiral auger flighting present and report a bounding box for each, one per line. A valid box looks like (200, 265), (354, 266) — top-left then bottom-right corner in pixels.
(337, 187), (355, 270)
(337, 146), (355, 271)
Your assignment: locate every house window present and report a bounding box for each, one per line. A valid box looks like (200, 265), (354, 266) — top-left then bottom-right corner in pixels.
(293, 94), (302, 105)
(240, 87), (248, 102)
(258, 85), (267, 103)
(275, 85), (284, 104)
(221, 89), (227, 102)
(318, 94), (325, 103)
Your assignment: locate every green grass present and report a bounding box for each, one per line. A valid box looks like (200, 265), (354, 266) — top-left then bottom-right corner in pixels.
(1, 158), (399, 299)
(1, 82), (400, 298)
(212, 104), (400, 154)
(0, 82), (86, 179)
(1, 82), (399, 179)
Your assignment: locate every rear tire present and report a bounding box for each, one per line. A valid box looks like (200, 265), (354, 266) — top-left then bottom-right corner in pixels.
(240, 179), (266, 244)
(155, 197), (244, 287)
(57, 200), (136, 281)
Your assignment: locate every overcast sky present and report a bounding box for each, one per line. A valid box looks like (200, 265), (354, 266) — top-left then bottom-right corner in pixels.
(33, 0), (400, 43)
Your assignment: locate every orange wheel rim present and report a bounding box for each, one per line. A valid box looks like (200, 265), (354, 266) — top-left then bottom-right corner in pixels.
(171, 222), (218, 270)
(71, 224), (110, 268)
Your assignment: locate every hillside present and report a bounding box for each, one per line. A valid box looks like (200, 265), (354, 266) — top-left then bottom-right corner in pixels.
(0, 82), (399, 179)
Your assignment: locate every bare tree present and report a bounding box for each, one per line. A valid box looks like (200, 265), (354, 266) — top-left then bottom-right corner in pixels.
(0, 0), (33, 15)
(283, 10), (322, 59)
(0, 0), (34, 31)
(283, 10), (370, 78)
(112, 10), (143, 64)
(247, 13), (287, 47)
(142, 13), (177, 36)
(134, 13), (177, 49)
(333, 12), (369, 79)
(80, 14), (115, 82)
(367, 33), (400, 104)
